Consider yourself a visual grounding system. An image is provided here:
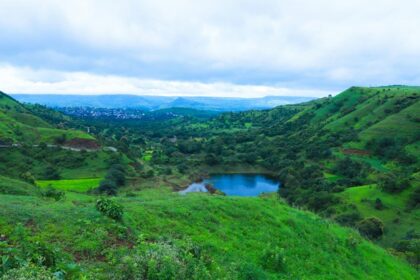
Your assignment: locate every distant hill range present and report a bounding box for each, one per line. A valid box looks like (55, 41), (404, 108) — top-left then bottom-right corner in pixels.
(11, 94), (315, 111)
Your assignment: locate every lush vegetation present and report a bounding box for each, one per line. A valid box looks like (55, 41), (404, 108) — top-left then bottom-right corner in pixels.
(0, 189), (417, 279)
(0, 86), (419, 279)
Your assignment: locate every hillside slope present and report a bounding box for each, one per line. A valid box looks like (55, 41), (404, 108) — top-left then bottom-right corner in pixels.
(0, 188), (417, 279)
(296, 86), (419, 144)
(0, 91), (94, 144)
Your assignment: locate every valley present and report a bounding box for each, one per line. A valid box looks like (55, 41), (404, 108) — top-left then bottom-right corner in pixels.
(0, 86), (419, 279)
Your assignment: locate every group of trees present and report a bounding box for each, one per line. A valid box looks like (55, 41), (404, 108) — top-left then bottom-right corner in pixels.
(377, 171), (411, 193)
(367, 137), (417, 164)
(277, 164), (339, 213)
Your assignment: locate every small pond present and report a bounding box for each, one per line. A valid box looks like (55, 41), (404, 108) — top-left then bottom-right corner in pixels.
(180, 173), (280, 197)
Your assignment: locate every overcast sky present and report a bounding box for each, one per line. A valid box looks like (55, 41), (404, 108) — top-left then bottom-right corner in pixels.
(0, 0), (419, 97)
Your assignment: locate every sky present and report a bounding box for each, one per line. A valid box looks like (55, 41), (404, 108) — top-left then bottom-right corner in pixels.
(0, 0), (419, 98)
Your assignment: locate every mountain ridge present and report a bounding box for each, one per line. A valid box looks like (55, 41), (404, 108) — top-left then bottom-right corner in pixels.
(11, 94), (315, 111)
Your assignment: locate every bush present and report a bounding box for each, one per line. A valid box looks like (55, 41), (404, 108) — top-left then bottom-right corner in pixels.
(0, 225), (61, 278)
(42, 187), (65, 201)
(407, 187), (420, 209)
(43, 166), (60, 180)
(378, 172), (410, 193)
(357, 217), (384, 239)
(204, 153), (218, 165)
(260, 246), (286, 273)
(335, 211), (362, 227)
(106, 168), (126, 187)
(97, 180), (118, 196)
(110, 241), (211, 280)
(374, 198), (383, 210)
(236, 263), (267, 280)
(19, 172), (35, 185)
(96, 197), (124, 221)
(0, 265), (54, 280)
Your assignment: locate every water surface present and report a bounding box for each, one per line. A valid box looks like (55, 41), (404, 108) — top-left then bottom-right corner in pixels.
(181, 173), (280, 196)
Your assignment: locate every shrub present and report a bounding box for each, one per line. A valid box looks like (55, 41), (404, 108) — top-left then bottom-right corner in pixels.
(96, 197), (124, 221)
(378, 172), (410, 193)
(374, 198), (383, 210)
(335, 211), (362, 227)
(42, 187), (65, 201)
(43, 166), (61, 180)
(346, 233), (361, 249)
(97, 180), (118, 196)
(0, 265), (54, 280)
(0, 225), (62, 278)
(260, 246), (286, 273)
(204, 153), (218, 165)
(407, 187), (420, 209)
(19, 172), (35, 185)
(236, 263), (267, 280)
(106, 168), (126, 187)
(110, 241), (211, 280)
(357, 217), (384, 239)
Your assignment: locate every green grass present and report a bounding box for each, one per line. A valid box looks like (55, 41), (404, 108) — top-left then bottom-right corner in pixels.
(339, 184), (420, 247)
(324, 172), (341, 182)
(0, 175), (39, 196)
(0, 188), (417, 279)
(142, 150), (153, 161)
(37, 178), (102, 192)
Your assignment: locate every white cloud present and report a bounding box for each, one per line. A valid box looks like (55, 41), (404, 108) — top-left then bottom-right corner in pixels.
(0, 65), (333, 97)
(0, 0), (419, 95)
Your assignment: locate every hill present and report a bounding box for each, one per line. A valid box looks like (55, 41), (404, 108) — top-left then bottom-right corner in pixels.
(0, 188), (416, 279)
(0, 91), (95, 145)
(0, 86), (418, 278)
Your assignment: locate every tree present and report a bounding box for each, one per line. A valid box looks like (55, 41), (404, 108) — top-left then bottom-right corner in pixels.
(106, 169), (126, 187)
(43, 166), (60, 180)
(357, 217), (384, 239)
(97, 180), (118, 196)
(378, 172), (410, 193)
(204, 153), (218, 165)
(54, 133), (67, 145)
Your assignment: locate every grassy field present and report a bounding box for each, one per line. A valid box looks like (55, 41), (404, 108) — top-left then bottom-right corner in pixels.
(37, 178), (102, 192)
(0, 187), (417, 279)
(339, 184), (420, 247)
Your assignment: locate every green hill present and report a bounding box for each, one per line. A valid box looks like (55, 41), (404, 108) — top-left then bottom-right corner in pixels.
(0, 188), (417, 279)
(0, 91), (94, 144)
(295, 86), (419, 145)
(0, 87), (418, 279)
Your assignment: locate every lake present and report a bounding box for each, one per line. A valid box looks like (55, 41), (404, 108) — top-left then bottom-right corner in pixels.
(180, 174), (280, 196)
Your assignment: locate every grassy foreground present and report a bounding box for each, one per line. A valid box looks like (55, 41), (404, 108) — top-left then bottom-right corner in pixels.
(0, 187), (417, 279)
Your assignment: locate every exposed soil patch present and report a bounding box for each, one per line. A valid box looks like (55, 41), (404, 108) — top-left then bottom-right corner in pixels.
(65, 138), (100, 150)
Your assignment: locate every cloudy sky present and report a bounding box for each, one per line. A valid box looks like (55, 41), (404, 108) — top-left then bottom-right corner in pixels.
(0, 0), (419, 97)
